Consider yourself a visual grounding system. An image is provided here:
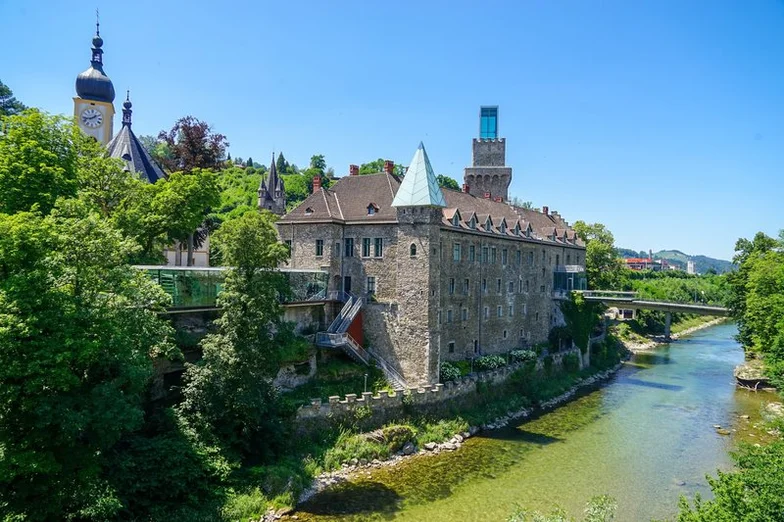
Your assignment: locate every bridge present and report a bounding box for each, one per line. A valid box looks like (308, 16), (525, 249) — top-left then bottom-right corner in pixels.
(577, 290), (730, 341)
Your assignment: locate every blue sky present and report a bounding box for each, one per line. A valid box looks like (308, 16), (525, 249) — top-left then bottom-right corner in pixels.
(2, 0), (783, 260)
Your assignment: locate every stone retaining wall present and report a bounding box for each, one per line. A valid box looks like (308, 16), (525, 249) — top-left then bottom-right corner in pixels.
(294, 348), (582, 433)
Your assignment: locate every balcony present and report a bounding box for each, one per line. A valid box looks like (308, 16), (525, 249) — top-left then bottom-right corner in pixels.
(554, 264), (585, 273)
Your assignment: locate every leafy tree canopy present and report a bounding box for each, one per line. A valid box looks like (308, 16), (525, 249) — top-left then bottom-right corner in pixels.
(437, 174), (460, 190)
(573, 221), (624, 290)
(157, 116), (228, 173)
(359, 158), (406, 176)
(0, 79), (27, 117)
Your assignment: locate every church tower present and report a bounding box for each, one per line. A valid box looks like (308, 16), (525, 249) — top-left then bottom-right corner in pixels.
(463, 106), (512, 201)
(258, 153), (286, 215)
(73, 18), (115, 145)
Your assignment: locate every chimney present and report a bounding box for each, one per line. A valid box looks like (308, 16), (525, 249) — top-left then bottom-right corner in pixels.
(494, 196), (504, 203)
(383, 160), (395, 175)
(542, 206), (549, 215)
(483, 192), (492, 199)
(312, 176), (321, 192)
(462, 183), (470, 193)
(349, 164), (359, 176)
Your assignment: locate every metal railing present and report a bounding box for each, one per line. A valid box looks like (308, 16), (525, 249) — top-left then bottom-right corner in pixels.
(367, 348), (407, 389)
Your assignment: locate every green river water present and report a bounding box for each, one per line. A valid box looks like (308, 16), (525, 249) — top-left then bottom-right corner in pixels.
(296, 323), (776, 522)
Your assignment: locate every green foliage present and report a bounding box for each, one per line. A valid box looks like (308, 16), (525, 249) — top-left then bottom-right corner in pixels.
(382, 424), (416, 452)
(560, 292), (602, 351)
(549, 325), (572, 352)
(0, 210), (175, 520)
(178, 211), (292, 462)
(572, 221), (624, 290)
(475, 354), (507, 371)
(359, 157), (406, 176)
(0, 80), (27, 116)
(157, 115), (229, 173)
(436, 174), (460, 190)
(508, 495), (616, 522)
(322, 430), (390, 470)
(414, 418), (470, 446)
(510, 349), (537, 364)
(440, 361), (462, 382)
(543, 354), (555, 375)
(563, 352), (581, 374)
(0, 110), (98, 214)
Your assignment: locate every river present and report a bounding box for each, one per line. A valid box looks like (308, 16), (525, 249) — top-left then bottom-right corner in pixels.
(296, 323), (776, 522)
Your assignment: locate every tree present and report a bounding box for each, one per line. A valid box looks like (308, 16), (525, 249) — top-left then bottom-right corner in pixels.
(359, 158), (406, 176)
(509, 196), (534, 209)
(178, 210), (293, 461)
(0, 79), (27, 116)
(560, 292), (602, 353)
(276, 151), (290, 174)
(0, 210), (175, 520)
(0, 110), (98, 214)
(573, 221), (624, 290)
(157, 116), (228, 173)
(246, 156), (254, 167)
(437, 174), (460, 190)
(310, 154), (327, 171)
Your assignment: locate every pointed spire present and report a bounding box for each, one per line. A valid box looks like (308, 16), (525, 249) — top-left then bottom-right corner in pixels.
(91, 9), (104, 66)
(391, 142), (447, 208)
(121, 90), (132, 127)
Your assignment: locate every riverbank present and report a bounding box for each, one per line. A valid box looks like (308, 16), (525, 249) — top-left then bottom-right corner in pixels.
(619, 316), (727, 353)
(269, 361), (625, 521)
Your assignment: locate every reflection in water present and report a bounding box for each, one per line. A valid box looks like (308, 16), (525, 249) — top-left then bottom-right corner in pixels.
(298, 323), (776, 522)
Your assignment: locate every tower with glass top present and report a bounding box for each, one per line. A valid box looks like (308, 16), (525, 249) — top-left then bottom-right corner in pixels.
(464, 106), (512, 201)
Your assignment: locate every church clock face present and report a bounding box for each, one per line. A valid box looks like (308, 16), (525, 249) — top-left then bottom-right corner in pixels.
(80, 108), (103, 128)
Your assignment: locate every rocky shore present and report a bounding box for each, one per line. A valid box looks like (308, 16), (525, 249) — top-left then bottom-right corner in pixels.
(269, 362), (624, 520)
(622, 317), (727, 353)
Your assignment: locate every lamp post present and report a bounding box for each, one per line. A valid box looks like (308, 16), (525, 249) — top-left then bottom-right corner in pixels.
(364, 373), (368, 393)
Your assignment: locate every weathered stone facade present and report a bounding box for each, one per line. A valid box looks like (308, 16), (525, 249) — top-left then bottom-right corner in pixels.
(464, 138), (512, 200)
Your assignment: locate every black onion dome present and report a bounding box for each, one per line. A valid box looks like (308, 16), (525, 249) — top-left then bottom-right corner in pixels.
(76, 65), (115, 103)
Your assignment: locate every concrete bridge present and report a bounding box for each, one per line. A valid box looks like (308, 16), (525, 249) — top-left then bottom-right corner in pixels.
(577, 290), (730, 341)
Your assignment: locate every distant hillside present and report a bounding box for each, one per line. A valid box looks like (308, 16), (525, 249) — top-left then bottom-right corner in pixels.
(616, 248), (734, 274)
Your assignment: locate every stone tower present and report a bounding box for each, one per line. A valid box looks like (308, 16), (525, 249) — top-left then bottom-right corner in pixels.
(258, 153), (286, 215)
(392, 143), (446, 385)
(463, 106), (512, 201)
(73, 18), (115, 145)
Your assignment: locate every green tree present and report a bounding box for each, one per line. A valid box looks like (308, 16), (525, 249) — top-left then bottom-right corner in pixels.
(0, 79), (27, 116)
(276, 151), (290, 174)
(437, 174), (460, 190)
(310, 154), (327, 171)
(573, 221), (624, 290)
(0, 210), (174, 520)
(178, 210), (293, 461)
(560, 292), (602, 353)
(0, 110), (99, 214)
(509, 196), (534, 209)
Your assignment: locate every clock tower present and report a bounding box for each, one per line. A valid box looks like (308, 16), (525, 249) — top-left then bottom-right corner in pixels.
(73, 19), (115, 144)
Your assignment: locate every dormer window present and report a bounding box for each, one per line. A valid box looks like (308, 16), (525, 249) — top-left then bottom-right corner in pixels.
(499, 220), (506, 234)
(484, 217), (493, 232)
(367, 203), (379, 216)
(514, 224), (521, 236)
(305, 207), (314, 215)
(469, 216), (477, 229)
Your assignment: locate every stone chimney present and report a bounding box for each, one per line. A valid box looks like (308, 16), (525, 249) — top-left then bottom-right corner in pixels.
(349, 164), (359, 176)
(462, 183), (470, 193)
(483, 192), (492, 199)
(383, 160), (395, 175)
(313, 176), (321, 192)
(494, 196), (504, 203)
(542, 206), (549, 215)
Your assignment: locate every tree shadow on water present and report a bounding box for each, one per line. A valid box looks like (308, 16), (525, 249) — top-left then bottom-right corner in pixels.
(299, 481), (402, 518)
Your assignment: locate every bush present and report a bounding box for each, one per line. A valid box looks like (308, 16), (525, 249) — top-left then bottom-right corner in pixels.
(439, 361), (462, 382)
(382, 424), (416, 452)
(510, 349), (537, 364)
(548, 326), (571, 352)
(563, 352), (581, 374)
(322, 430), (390, 470)
(543, 354), (555, 375)
(475, 354), (506, 371)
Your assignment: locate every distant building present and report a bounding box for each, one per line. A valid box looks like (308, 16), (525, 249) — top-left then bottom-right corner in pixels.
(258, 153), (286, 215)
(277, 108), (587, 385)
(687, 259), (696, 275)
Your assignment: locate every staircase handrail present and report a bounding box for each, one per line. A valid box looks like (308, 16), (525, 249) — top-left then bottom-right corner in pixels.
(327, 296), (355, 333)
(336, 296), (363, 333)
(343, 334), (370, 365)
(366, 347), (407, 389)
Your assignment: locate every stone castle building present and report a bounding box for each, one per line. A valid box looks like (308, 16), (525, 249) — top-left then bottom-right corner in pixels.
(278, 108), (587, 386)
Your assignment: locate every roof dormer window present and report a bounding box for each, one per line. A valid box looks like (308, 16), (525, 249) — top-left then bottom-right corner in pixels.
(484, 217), (493, 232)
(469, 216), (477, 229)
(367, 203), (379, 216)
(514, 224), (521, 236)
(499, 220), (507, 234)
(305, 207), (314, 215)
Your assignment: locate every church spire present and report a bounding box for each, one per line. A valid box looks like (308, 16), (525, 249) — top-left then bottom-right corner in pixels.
(121, 90), (132, 127)
(91, 9), (104, 67)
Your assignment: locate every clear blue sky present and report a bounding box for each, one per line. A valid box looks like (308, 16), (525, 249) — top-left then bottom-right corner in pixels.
(3, 0), (783, 260)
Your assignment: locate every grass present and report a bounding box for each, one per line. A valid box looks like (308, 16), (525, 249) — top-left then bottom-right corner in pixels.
(670, 315), (719, 334)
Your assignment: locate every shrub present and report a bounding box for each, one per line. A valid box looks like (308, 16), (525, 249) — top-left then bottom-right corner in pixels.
(563, 352), (581, 374)
(440, 361), (462, 382)
(543, 354), (555, 375)
(322, 430), (390, 470)
(382, 424), (416, 452)
(510, 349), (537, 364)
(548, 326), (571, 352)
(415, 418), (470, 446)
(475, 354), (506, 371)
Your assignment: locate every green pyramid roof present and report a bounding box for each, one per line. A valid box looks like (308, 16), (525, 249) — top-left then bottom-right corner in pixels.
(391, 142), (447, 208)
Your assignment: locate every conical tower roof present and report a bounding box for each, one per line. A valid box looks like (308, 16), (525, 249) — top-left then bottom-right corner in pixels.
(391, 142), (446, 208)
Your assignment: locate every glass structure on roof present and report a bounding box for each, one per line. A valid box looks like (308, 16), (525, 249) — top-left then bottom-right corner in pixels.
(480, 106), (498, 139)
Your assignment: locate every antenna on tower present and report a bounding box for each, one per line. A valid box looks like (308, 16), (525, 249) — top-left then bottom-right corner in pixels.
(95, 8), (100, 36)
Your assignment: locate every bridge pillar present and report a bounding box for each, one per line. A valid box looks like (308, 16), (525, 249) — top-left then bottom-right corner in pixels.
(664, 311), (672, 342)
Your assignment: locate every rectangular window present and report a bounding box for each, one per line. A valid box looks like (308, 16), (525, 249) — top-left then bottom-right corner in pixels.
(528, 251), (534, 265)
(497, 305), (503, 317)
(542, 250), (546, 262)
(540, 285), (546, 293)
(517, 250), (522, 265)
(482, 279), (487, 293)
(345, 238), (354, 257)
(497, 278), (502, 293)
(482, 246), (489, 264)
(518, 280), (523, 293)
(315, 239), (324, 257)
(448, 341), (455, 353)
(491, 247), (497, 264)
(361, 238), (371, 257)
(556, 254), (560, 265)
(449, 278), (455, 295)
(469, 245), (476, 262)
(484, 306), (489, 320)
(453, 243), (461, 262)
(374, 237), (383, 257)
(367, 276), (376, 294)
(447, 309), (453, 323)
(438, 310), (442, 324)
(480, 106), (498, 139)
(463, 278), (470, 295)
(508, 281), (514, 293)
(536, 312), (540, 321)
(509, 303), (514, 316)
(567, 254), (571, 264)
(461, 308), (468, 321)
(502, 249), (508, 265)
(523, 304), (528, 316)
(525, 280), (530, 292)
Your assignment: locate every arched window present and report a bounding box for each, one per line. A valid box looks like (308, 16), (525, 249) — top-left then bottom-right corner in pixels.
(410, 243), (417, 257)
